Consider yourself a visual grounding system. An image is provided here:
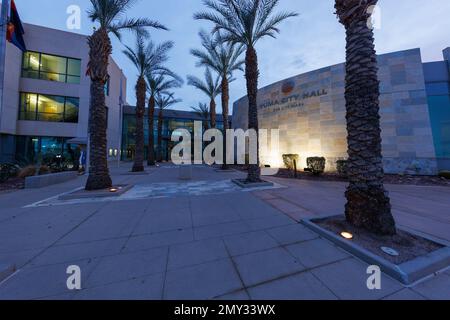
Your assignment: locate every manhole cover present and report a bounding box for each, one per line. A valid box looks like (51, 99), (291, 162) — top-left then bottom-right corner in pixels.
(381, 246), (399, 257)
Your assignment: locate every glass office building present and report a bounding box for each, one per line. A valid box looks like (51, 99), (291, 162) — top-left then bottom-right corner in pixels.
(423, 49), (450, 170)
(121, 106), (231, 162)
(0, 23), (127, 168)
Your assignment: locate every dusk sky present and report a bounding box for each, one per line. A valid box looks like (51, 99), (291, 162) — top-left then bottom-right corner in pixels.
(15, 0), (450, 113)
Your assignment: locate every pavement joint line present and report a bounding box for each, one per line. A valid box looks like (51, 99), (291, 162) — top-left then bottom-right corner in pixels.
(233, 256), (356, 295)
(161, 246), (171, 300)
(23, 186), (84, 208)
(13, 203), (109, 272)
(221, 239), (250, 298)
(119, 199), (155, 253)
(0, 268), (21, 287)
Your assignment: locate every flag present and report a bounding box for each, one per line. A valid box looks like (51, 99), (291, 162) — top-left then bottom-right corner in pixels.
(6, 0), (26, 52)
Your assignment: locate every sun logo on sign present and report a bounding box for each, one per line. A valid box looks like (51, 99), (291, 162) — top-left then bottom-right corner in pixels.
(281, 80), (295, 95)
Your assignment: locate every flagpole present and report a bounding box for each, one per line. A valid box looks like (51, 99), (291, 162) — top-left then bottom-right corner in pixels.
(0, 0), (10, 134)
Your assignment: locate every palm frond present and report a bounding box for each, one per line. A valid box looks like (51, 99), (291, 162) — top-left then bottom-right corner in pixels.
(88, 0), (167, 41)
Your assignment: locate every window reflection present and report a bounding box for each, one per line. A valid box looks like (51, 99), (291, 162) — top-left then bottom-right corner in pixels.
(22, 51), (81, 84)
(19, 93), (79, 123)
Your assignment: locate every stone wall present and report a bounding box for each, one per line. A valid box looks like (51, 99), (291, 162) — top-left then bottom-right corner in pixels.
(232, 48), (438, 175)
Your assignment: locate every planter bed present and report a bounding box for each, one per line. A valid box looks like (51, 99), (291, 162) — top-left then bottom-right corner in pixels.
(302, 215), (450, 285)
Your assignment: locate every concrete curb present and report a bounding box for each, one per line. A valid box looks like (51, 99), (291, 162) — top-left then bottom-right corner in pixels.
(58, 184), (133, 200)
(232, 179), (274, 189)
(25, 171), (78, 189)
(302, 217), (450, 285)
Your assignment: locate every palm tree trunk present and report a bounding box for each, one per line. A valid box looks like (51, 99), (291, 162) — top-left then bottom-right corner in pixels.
(342, 15), (396, 235)
(245, 46), (261, 183)
(221, 76), (230, 170)
(132, 76), (146, 172)
(147, 94), (156, 166)
(210, 99), (216, 129)
(85, 28), (112, 191)
(157, 109), (163, 162)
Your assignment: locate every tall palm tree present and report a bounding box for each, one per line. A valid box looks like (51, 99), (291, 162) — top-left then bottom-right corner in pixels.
(335, 0), (396, 235)
(147, 72), (183, 166)
(122, 35), (156, 172)
(155, 93), (182, 162)
(85, 0), (166, 190)
(195, 0), (298, 183)
(191, 102), (210, 132)
(191, 30), (245, 169)
(187, 68), (221, 129)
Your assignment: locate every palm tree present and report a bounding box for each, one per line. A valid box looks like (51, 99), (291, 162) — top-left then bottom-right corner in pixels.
(85, 0), (166, 190)
(335, 0), (396, 235)
(155, 93), (182, 162)
(191, 102), (210, 132)
(195, 0), (298, 183)
(147, 72), (183, 166)
(122, 35), (155, 172)
(191, 30), (245, 169)
(187, 68), (221, 129)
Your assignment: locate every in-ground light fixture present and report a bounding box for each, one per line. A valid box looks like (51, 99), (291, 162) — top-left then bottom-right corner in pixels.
(340, 231), (354, 240)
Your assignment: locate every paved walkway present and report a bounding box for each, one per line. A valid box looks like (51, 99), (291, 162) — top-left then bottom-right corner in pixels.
(0, 164), (448, 300)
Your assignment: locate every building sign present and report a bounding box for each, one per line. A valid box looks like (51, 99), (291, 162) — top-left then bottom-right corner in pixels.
(259, 87), (328, 114)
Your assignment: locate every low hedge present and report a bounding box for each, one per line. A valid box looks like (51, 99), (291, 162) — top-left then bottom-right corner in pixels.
(282, 154), (299, 171)
(307, 157), (326, 175)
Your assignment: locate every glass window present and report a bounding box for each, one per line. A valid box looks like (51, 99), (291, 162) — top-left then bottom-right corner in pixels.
(104, 77), (110, 96)
(40, 54), (67, 82)
(37, 94), (65, 122)
(19, 92), (38, 121)
(21, 51), (81, 84)
(22, 52), (40, 79)
(65, 97), (79, 123)
(15, 136), (79, 169)
(19, 93), (79, 123)
(67, 58), (81, 84)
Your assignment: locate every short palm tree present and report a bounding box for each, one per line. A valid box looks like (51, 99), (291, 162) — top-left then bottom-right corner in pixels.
(85, 0), (166, 190)
(122, 35), (155, 172)
(191, 30), (245, 169)
(155, 93), (182, 162)
(191, 102), (210, 132)
(187, 68), (221, 129)
(335, 0), (396, 235)
(147, 73), (183, 166)
(195, 0), (298, 183)
(143, 39), (182, 166)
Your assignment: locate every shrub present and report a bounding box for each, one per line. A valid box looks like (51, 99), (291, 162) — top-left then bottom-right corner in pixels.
(38, 165), (51, 176)
(0, 163), (20, 183)
(439, 171), (450, 180)
(18, 166), (37, 179)
(282, 154), (300, 171)
(336, 160), (348, 176)
(307, 157), (326, 175)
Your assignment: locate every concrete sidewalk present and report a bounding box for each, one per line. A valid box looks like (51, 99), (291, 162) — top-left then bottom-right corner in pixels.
(0, 164), (448, 300)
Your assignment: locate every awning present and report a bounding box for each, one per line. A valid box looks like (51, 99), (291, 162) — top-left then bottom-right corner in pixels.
(67, 137), (88, 145)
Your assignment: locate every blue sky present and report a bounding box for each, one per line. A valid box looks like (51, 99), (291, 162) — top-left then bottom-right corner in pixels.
(15, 0), (450, 113)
